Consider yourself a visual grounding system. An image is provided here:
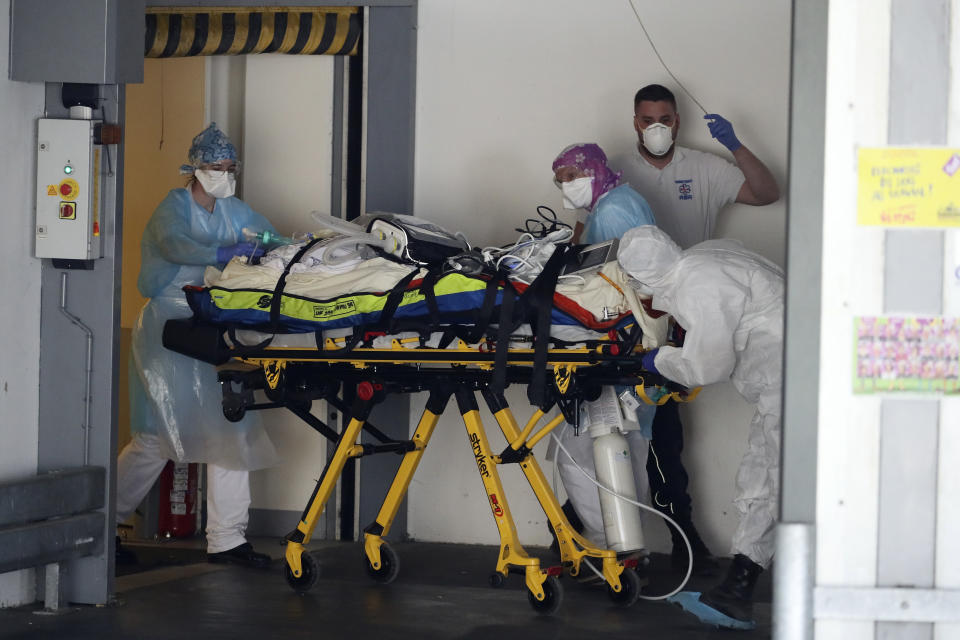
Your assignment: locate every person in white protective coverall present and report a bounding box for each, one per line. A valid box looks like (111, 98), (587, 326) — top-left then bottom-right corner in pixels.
(116, 123), (278, 568)
(618, 225), (783, 624)
(549, 143), (658, 563)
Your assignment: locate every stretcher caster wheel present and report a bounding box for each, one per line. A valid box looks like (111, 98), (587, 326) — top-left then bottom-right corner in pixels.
(527, 576), (563, 616)
(284, 552), (319, 593)
(222, 398), (245, 423)
(364, 543), (399, 584)
(606, 567), (642, 607)
(489, 572), (505, 588)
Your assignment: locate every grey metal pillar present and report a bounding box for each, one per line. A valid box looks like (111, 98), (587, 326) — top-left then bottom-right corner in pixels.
(36, 83), (125, 605)
(774, 0), (828, 638)
(355, 4), (418, 539)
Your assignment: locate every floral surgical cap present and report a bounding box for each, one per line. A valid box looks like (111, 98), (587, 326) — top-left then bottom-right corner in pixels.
(178, 123), (238, 175)
(551, 143), (622, 211)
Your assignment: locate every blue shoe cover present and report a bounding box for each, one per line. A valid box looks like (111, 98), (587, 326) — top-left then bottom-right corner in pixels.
(665, 591), (757, 630)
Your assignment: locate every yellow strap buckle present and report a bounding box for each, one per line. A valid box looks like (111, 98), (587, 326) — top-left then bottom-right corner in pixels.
(634, 379), (702, 405)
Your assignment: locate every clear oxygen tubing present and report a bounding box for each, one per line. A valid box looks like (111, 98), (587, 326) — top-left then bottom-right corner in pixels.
(626, 0), (708, 116)
(309, 210), (367, 235)
(318, 233), (394, 266)
(551, 429), (693, 600)
(59, 272), (94, 466)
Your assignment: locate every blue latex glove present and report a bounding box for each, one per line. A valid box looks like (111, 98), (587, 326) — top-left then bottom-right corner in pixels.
(704, 114), (742, 152)
(216, 242), (264, 264)
(666, 591), (757, 630)
(642, 347), (660, 374)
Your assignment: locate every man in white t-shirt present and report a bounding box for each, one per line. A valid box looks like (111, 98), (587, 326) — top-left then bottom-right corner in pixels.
(619, 84), (780, 574)
(622, 84), (780, 249)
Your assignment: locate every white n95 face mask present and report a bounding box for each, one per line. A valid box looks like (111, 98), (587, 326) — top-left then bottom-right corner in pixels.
(195, 170), (237, 199)
(560, 176), (594, 210)
(642, 123), (674, 157)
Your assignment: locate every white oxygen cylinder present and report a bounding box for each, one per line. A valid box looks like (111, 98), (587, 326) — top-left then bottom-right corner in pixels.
(592, 430), (645, 552)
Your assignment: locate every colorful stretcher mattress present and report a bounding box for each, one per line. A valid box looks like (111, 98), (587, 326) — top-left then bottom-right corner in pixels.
(186, 256), (669, 345)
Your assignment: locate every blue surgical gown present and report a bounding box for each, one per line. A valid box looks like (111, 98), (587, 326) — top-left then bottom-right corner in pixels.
(130, 188), (278, 470)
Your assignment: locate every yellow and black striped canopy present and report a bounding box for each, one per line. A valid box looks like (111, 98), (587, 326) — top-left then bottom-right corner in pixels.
(145, 6), (361, 58)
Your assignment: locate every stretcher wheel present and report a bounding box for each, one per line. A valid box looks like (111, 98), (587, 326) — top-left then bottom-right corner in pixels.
(488, 572), (505, 588)
(284, 551), (319, 593)
(606, 567), (641, 607)
(364, 543), (399, 584)
(527, 576), (563, 615)
(222, 397), (245, 423)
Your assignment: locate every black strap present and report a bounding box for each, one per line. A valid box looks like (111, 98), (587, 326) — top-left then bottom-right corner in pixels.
(419, 266), (443, 331)
(464, 273), (504, 344)
(521, 245), (570, 408)
(269, 237), (324, 329)
(373, 269), (419, 332)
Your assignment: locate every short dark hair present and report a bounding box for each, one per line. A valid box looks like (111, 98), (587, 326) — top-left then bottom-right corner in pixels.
(634, 84), (677, 111)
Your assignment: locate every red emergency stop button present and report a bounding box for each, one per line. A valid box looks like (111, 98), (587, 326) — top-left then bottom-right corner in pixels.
(58, 179), (79, 199)
(357, 381), (375, 401)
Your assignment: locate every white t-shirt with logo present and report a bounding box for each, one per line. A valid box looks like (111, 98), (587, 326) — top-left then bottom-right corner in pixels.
(620, 145), (744, 249)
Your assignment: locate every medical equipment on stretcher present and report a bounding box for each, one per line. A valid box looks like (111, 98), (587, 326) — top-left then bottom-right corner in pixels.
(242, 227), (305, 248)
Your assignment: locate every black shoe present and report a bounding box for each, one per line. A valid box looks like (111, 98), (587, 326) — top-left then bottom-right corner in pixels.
(207, 542), (271, 569)
(699, 554), (763, 622)
(115, 536), (138, 565)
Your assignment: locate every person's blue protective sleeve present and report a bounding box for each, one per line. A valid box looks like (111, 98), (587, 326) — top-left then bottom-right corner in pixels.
(582, 185), (657, 245)
(642, 347), (660, 374)
(216, 242), (264, 263)
(144, 194), (220, 267)
(704, 114), (742, 152)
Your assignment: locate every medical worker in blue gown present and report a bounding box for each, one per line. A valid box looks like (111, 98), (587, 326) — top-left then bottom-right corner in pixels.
(116, 123), (278, 568)
(549, 143), (658, 558)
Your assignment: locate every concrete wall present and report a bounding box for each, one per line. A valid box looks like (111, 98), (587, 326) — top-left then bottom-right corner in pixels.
(0, 0), (47, 607)
(407, 0), (790, 552)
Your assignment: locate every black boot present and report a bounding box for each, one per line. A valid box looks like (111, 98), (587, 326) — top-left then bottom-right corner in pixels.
(699, 554), (763, 622)
(208, 542), (271, 569)
(668, 516), (719, 576)
(548, 500), (584, 557)
(115, 535), (138, 565)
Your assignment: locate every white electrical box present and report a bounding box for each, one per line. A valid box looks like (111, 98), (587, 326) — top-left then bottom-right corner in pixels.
(35, 118), (103, 260)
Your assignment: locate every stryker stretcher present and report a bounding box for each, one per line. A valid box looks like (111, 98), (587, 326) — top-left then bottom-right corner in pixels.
(162, 239), (697, 615)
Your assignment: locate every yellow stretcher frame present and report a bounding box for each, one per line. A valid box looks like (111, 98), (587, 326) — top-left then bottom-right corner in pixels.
(203, 333), (698, 615)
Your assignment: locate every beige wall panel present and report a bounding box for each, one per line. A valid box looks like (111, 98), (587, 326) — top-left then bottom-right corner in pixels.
(122, 57), (206, 329)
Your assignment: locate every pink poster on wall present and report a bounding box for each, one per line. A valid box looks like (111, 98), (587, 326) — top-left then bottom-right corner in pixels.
(854, 316), (960, 393)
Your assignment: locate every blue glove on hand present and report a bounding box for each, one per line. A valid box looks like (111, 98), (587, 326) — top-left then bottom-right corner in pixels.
(642, 347), (660, 374)
(216, 242), (264, 264)
(704, 114), (742, 152)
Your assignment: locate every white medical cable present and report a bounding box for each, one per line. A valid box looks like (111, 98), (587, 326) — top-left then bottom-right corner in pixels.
(551, 430), (693, 600)
(626, 0), (708, 116)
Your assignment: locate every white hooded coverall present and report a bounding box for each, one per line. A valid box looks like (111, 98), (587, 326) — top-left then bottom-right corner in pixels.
(618, 226), (783, 568)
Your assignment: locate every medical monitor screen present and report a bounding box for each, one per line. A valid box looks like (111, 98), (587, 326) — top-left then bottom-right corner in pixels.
(562, 239), (619, 276)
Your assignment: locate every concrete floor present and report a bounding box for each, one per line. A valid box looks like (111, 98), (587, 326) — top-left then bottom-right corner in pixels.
(1, 538), (771, 639)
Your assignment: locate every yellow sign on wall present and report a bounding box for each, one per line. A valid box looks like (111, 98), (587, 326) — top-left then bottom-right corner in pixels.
(858, 147), (960, 227)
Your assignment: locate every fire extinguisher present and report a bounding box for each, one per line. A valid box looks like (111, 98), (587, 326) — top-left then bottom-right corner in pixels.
(156, 461), (198, 538)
